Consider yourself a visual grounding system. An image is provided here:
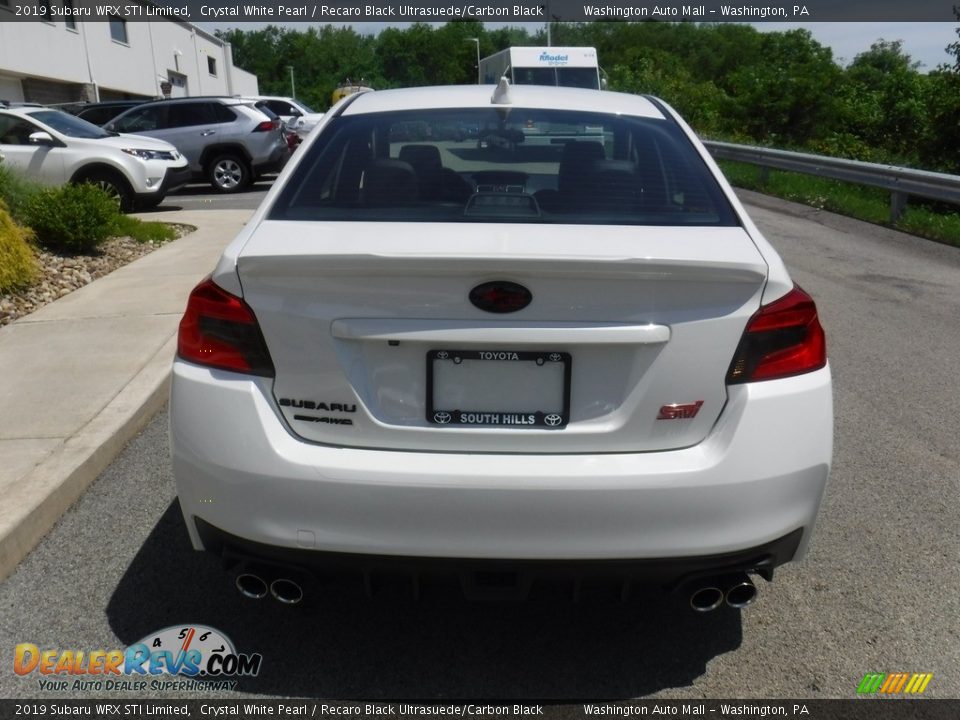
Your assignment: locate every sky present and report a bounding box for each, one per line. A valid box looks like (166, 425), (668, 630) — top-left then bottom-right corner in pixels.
(758, 22), (955, 69)
(196, 21), (958, 72)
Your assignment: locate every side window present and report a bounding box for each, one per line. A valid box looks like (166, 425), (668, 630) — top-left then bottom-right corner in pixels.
(166, 103), (215, 129)
(267, 100), (299, 117)
(78, 107), (112, 126)
(211, 104), (237, 123)
(114, 106), (164, 133)
(0, 114), (42, 145)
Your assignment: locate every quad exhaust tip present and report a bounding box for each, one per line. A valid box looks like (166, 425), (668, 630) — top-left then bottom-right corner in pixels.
(689, 585), (725, 612)
(270, 578), (304, 605)
(235, 573), (268, 600)
(235, 565), (305, 605)
(689, 574), (758, 612)
(725, 579), (757, 609)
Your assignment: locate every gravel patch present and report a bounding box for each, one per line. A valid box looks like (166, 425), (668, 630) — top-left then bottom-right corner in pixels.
(0, 224), (193, 327)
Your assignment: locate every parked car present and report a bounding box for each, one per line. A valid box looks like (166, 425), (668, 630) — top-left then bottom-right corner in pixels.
(241, 95), (326, 139)
(0, 106), (189, 211)
(105, 97), (289, 193)
(64, 100), (146, 126)
(171, 84), (832, 609)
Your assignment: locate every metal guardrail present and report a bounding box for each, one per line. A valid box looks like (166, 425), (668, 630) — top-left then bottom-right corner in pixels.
(703, 140), (960, 222)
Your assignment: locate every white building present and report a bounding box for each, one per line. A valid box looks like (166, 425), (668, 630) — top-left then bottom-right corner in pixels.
(0, 2), (257, 104)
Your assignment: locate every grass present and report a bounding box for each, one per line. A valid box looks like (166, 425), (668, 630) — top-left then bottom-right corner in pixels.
(717, 160), (960, 248)
(111, 214), (178, 244)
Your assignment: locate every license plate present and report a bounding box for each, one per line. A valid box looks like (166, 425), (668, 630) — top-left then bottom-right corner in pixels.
(426, 350), (571, 428)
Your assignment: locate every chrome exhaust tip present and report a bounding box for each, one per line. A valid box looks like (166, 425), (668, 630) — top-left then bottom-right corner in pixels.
(725, 579), (757, 609)
(270, 578), (304, 605)
(689, 585), (724, 612)
(235, 573), (268, 600)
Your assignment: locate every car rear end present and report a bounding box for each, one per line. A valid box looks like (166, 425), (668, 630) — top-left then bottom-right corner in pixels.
(229, 100), (290, 176)
(170, 86), (831, 607)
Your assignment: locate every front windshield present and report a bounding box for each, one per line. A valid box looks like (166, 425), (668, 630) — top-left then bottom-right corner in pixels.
(27, 110), (111, 139)
(512, 67), (600, 90)
(297, 101), (316, 113)
(269, 107), (737, 227)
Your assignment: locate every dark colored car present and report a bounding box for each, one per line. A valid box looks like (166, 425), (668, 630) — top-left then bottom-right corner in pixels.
(66, 101), (146, 126)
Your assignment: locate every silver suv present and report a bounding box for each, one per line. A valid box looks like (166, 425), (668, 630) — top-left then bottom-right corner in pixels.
(105, 97), (289, 193)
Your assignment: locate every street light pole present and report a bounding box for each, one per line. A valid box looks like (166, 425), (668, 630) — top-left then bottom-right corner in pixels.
(465, 38), (480, 84)
(288, 65), (296, 99)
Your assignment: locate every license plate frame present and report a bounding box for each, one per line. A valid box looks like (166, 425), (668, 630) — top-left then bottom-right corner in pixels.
(426, 349), (571, 429)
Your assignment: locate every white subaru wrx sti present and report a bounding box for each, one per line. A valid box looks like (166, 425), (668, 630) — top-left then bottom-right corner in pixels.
(170, 84), (832, 610)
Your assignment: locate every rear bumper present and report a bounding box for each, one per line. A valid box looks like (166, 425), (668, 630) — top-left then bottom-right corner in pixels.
(252, 144), (290, 175)
(198, 517), (803, 594)
(171, 362), (832, 566)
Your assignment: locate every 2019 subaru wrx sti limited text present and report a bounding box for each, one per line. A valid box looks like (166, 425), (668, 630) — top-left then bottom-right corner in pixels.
(170, 83), (832, 610)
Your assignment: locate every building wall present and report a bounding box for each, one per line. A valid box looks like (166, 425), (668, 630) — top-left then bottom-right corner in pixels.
(141, 21), (233, 98)
(231, 68), (259, 97)
(0, 11), (91, 101)
(0, 6), (256, 104)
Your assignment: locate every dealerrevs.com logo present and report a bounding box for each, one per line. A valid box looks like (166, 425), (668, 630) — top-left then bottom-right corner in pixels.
(14, 625), (262, 692)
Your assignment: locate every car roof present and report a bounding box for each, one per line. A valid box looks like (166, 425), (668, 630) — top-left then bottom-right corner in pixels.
(239, 95), (295, 102)
(79, 100), (144, 107)
(0, 106), (65, 117)
(340, 85), (667, 119)
(0, 101), (45, 109)
(131, 96), (252, 107)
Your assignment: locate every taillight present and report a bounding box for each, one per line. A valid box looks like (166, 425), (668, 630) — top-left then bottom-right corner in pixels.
(727, 285), (826, 383)
(253, 120), (280, 132)
(177, 278), (274, 376)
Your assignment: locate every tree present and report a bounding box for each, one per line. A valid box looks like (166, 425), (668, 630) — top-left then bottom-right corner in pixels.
(724, 29), (842, 146)
(947, 5), (960, 72)
(838, 40), (927, 159)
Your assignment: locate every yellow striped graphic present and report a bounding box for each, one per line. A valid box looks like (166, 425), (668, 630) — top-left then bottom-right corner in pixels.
(904, 673), (933, 694)
(865, 672), (933, 695)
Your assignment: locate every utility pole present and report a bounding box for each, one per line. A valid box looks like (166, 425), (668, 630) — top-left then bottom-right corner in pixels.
(465, 38), (480, 84)
(288, 65), (296, 99)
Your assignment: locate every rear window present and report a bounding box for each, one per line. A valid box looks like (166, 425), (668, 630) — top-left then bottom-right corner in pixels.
(269, 108), (738, 226)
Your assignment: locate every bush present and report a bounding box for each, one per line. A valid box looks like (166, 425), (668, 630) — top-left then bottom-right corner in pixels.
(0, 163), (42, 223)
(0, 201), (38, 294)
(20, 183), (122, 253)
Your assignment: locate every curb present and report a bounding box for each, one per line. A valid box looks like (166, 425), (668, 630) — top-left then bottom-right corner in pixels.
(0, 334), (175, 581)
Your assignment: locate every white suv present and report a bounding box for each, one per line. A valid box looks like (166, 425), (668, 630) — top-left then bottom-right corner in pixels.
(0, 106), (189, 211)
(171, 84), (832, 610)
(242, 96), (326, 138)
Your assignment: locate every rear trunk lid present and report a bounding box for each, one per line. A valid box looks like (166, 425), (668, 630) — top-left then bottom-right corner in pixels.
(237, 221), (767, 453)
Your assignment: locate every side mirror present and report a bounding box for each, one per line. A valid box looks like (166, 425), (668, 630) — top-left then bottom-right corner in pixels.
(28, 131), (55, 146)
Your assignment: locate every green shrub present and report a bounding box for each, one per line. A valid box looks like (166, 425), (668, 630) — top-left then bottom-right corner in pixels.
(0, 163), (42, 223)
(0, 201), (38, 294)
(20, 183), (121, 253)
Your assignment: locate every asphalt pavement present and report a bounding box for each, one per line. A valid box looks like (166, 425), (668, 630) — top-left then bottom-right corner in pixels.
(0, 209), (249, 581)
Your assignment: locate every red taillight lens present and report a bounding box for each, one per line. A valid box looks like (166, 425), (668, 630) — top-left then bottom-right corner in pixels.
(253, 120), (279, 132)
(177, 278), (274, 376)
(727, 285), (826, 383)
